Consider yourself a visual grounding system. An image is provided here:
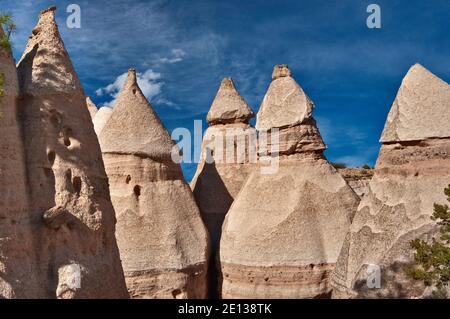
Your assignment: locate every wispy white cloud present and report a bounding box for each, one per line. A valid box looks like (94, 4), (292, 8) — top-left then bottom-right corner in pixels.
(96, 69), (163, 107)
(157, 48), (186, 64)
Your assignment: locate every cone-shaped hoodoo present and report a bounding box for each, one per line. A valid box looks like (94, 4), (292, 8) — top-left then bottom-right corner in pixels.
(191, 77), (256, 297)
(16, 7), (128, 298)
(99, 69), (209, 299)
(219, 65), (360, 298)
(332, 64), (450, 298)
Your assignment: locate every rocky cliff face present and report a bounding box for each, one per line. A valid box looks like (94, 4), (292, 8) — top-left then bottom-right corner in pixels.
(338, 168), (374, 198)
(219, 65), (360, 298)
(0, 26), (41, 298)
(16, 7), (128, 299)
(99, 69), (209, 299)
(332, 64), (450, 298)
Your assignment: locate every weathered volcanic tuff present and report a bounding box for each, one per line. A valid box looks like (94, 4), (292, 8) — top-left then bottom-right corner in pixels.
(191, 77), (255, 251)
(332, 64), (450, 298)
(191, 77), (256, 297)
(99, 69), (209, 299)
(93, 106), (113, 136)
(338, 168), (374, 198)
(17, 7), (128, 299)
(86, 96), (98, 119)
(219, 65), (360, 299)
(0, 27), (40, 299)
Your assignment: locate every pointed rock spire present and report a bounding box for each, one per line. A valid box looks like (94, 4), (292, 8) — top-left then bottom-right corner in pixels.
(206, 77), (254, 124)
(332, 64), (450, 298)
(99, 68), (209, 298)
(256, 64), (314, 130)
(17, 6), (83, 94)
(99, 69), (174, 160)
(86, 96), (98, 119)
(17, 7), (128, 298)
(381, 63), (450, 142)
(93, 106), (113, 136)
(219, 65), (359, 298)
(191, 77), (257, 297)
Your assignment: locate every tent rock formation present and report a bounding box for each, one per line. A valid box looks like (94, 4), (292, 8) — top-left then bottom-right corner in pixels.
(219, 65), (360, 298)
(332, 64), (450, 298)
(99, 69), (209, 299)
(16, 7), (128, 298)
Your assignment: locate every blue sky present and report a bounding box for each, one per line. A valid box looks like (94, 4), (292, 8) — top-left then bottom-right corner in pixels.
(3, 0), (449, 181)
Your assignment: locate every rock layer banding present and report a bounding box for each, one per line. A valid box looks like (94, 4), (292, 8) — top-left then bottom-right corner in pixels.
(219, 65), (360, 298)
(191, 77), (256, 297)
(332, 64), (450, 298)
(99, 69), (209, 299)
(17, 7), (128, 299)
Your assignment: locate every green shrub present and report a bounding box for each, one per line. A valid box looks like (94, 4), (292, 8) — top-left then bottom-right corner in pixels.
(407, 185), (450, 298)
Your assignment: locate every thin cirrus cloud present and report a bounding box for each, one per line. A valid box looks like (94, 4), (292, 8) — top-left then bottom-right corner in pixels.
(96, 69), (163, 107)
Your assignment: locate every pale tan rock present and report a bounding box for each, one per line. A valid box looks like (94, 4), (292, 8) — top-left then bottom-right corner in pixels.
(206, 77), (254, 124)
(338, 168), (374, 198)
(220, 66), (360, 298)
(332, 65), (450, 299)
(86, 96), (98, 119)
(17, 7), (128, 299)
(192, 78), (256, 249)
(0, 27), (41, 299)
(256, 64), (314, 130)
(381, 64), (450, 142)
(191, 78), (256, 296)
(93, 106), (113, 136)
(99, 69), (209, 299)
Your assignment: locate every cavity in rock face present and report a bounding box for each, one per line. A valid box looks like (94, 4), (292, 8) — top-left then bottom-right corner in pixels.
(332, 64), (450, 299)
(191, 77), (256, 297)
(99, 69), (209, 299)
(17, 7), (128, 299)
(0, 26), (41, 299)
(219, 65), (360, 298)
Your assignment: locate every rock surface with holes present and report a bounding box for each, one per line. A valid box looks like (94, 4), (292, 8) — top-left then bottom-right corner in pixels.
(16, 7), (128, 299)
(99, 69), (209, 299)
(219, 65), (360, 298)
(332, 64), (450, 299)
(191, 77), (256, 296)
(0, 26), (41, 298)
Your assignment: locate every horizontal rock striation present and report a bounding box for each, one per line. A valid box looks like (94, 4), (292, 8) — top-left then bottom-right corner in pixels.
(332, 64), (450, 299)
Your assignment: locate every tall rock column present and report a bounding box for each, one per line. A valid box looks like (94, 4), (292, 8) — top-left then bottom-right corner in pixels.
(191, 77), (256, 297)
(17, 7), (128, 298)
(332, 64), (450, 298)
(0, 27), (40, 298)
(219, 65), (360, 298)
(191, 77), (256, 252)
(99, 69), (209, 299)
